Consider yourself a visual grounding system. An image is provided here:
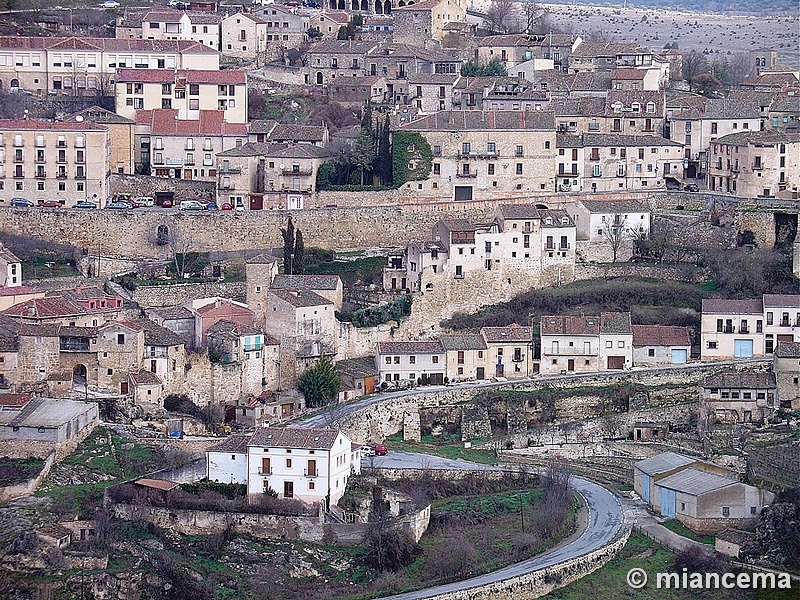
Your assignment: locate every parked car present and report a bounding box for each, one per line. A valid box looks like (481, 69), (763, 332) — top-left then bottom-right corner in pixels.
(135, 196), (155, 207)
(220, 203), (233, 211)
(40, 200), (62, 208)
(105, 201), (130, 209)
(204, 202), (218, 211)
(160, 198), (173, 208)
(684, 183), (700, 192)
(361, 446), (375, 457)
(97, 0), (120, 7)
(179, 200), (206, 211)
(72, 201), (97, 209)
(371, 444), (388, 456)
(10, 198), (34, 207)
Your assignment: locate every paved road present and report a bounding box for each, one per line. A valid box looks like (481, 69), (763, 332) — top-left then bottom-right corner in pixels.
(296, 356), (768, 431)
(359, 452), (623, 600)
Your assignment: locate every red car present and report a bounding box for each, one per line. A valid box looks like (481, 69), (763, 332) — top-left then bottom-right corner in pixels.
(160, 199), (173, 208)
(371, 444), (388, 456)
(221, 203), (233, 211)
(40, 200), (62, 208)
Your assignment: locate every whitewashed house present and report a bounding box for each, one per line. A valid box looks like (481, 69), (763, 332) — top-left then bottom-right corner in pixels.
(206, 434), (250, 484)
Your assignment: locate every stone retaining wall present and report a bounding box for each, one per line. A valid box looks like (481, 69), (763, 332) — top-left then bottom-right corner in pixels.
(131, 281), (247, 308)
(0, 451), (56, 502)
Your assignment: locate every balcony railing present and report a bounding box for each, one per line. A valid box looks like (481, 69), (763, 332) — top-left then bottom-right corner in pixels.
(752, 163), (763, 170)
(559, 243), (571, 250)
(722, 326), (734, 333)
(304, 469), (318, 477)
(739, 327), (749, 334)
(545, 244), (556, 250)
(60, 341), (90, 352)
(218, 167), (241, 174)
(543, 348), (598, 356)
(280, 168), (311, 176)
(458, 151), (497, 159)
(456, 171), (477, 178)
(258, 468), (273, 475)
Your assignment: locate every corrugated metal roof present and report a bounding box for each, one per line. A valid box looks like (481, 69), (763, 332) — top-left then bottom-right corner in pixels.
(656, 468), (739, 496)
(634, 451), (696, 475)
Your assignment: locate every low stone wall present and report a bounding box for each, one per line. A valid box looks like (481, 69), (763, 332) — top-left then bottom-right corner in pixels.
(423, 527), (631, 600)
(0, 451), (56, 502)
(108, 173), (215, 204)
(131, 280), (247, 308)
(574, 262), (704, 283)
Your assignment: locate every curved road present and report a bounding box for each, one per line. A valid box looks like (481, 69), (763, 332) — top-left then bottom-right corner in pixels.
(359, 452), (623, 600)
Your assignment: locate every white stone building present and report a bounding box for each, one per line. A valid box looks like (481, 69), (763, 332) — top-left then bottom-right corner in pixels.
(701, 299), (765, 360)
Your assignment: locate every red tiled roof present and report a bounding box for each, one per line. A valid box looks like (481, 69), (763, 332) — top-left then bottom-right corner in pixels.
(0, 36), (219, 54)
(129, 370), (163, 386)
(376, 340), (444, 354)
(2, 296), (86, 319)
(481, 324), (533, 343)
(196, 299), (253, 316)
(702, 299), (763, 314)
(249, 427), (341, 450)
(541, 315), (600, 336)
(0, 286), (43, 297)
(142, 9), (185, 21)
(632, 325), (691, 347)
(135, 478), (180, 491)
(99, 319), (143, 333)
(612, 68), (647, 80)
(0, 393), (32, 408)
(135, 109), (247, 136)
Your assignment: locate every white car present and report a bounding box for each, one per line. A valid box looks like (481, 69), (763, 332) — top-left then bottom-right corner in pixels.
(98, 1), (120, 8)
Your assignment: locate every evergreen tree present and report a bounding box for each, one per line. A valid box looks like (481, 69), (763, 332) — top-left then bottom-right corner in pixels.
(297, 356), (340, 408)
(376, 116), (392, 186)
(280, 216), (295, 274)
(353, 127), (375, 185)
(294, 230), (305, 275)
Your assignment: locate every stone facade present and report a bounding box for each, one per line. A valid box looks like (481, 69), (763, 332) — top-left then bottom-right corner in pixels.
(132, 281), (246, 309)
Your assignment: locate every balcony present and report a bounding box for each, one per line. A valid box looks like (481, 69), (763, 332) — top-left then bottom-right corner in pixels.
(589, 154), (600, 161)
(722, 326), (734, 334)
(458, 152), (497, 159)
(60, 341), (90, 352)
(543, 348), (598, 356)
(219, 183), (236, 190)
(304, 469), (318, 477)
(558, 169), (578, 176)
(147, 349), (169, 358)
(739, 327), (749, 334)
(75, 174), (86, 180)
(258, 468), (273, 475)
(35, 171), (46, 179)
(280, 167), (311, 176)
(780, 320), (791, 327)
(559, 243), (571, 250)
(752, 163), (763, 170)
(218, 167), (242, 175)
(56, 173), (67, 179)
(545, 244), (556, 250)
(456, 171), (477, 178)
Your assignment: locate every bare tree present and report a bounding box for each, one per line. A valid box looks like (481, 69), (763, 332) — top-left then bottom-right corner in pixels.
(601, 213), (631, 263)
(727, 52), (756, 88)
(523, 2), (546, 34)
(484, 0), (515, 33)
(682, 50), (710, 85)
(165, 227), (193, 279)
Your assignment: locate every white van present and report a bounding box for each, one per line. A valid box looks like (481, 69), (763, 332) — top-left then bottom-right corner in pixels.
(179, 200), (206, 211)
(135, 196), (155, 207)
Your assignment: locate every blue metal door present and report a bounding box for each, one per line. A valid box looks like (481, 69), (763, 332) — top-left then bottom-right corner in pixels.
(660, 487), (676, 518)
(734, 339), (753, 357)
(671, 349), (687, 364)
(641, 473), (650, 503)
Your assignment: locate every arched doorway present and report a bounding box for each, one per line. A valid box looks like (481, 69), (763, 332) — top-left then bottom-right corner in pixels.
(10, 78), (19, 90)
(73, 364), (87, 391)
(375, 0), (383, 13)
(360, 0), (368, 10)
(686, 164), (697, 179)
(316, 72), (324, 85)
(384, 1), (391, 13)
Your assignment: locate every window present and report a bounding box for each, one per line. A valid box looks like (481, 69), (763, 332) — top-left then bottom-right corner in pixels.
(515, 145), (523, 156)
(515, 163), (522, 175)
(393, 356), (400, 364)
(605, 341), (613, 348)
(117, 334), (125, 345)
(722, 506), (730, 517)
(648, 349), (655, 357)
(286, 458), (292, 468)
(432, 355), (439, 364)
(409, 356), (416, 364)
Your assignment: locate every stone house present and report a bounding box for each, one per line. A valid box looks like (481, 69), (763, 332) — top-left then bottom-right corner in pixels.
(653, 468), (774, 533)
(230, 390), (306, 427)
(700, 372), (778, 425)
(135, 109), (248, 181)
(251, 4), (310, 53)
(0, 36), (220, 96)
(117, 68), (247, 123)
(602, 90), (666, 136)
(215, 142), (332, 210)
(569, 41), (654, 74)
(774, 341), (800, 410)
(480, 324), (535, 379)
(407, 73), (459, 113)
(244, 254), (280, 330)
(328, 75), (388, 106)
(763, 294), (800, 353)
(336, 357), (378, 397)
(308, 11), (349, 40)
(270, 275), (343, 311)
(244, 427), (358, 506)
(398, 110), (557, 200)
(666, 97), (761, 182)
(440, 333), (488, 382)
(0, 317), (20, 389)
(767, 92), (800, 131)
(221, 12), (268, 60)
(138, 318), (187, 393)
(364, 44), (461, 104)
(248, 121), (329, 146)
(265, 288), (336, 379)
(0, 120), (110, 207)
(2, 293), (123, 328)
(0, 397), (98, 443)
(147, 305), (196, 349)
(392, 0), (467, 47)
(707, 130), (799, 198)
(631, 325), (692, 367)
(96, 321), (145, 395)
(610, 67), (661, 91)
(305, 39), (380, 86)
(206, 433), (250, 484)
(190, 298), (254, 348)
(129, 370), (164, 414)
(701, 298), (764, 360)
(540, 312), (632, 375)
(64, 105), (135, 176)
(375, 340), (445, 386)
(206, 319), (280, 398)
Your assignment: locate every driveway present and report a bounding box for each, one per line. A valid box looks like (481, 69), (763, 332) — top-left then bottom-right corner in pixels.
(364, 452), (624, 600)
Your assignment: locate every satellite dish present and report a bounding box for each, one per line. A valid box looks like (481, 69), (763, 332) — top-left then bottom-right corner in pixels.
(75, 115), (84, 122)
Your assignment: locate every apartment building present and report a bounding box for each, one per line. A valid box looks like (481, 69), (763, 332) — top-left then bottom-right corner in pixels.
(707, 130), (800, 198)
(305, 39), (380, 86)
(558, 133), (683, 192)
(763, 294), (800, 352)
(540, 312), (633, 375)
(399, 110), (557, 200)
(135, 109), (247, 181)
(64, 105), (134, 176)
(0, 36), (219, 95)
(215, 142), (332, 210)
(602, 90), (666, 136)
(701, 299), (764, 360)
(0, 120), (109, 206)
(375, 340), (446, 386)
(567, 199), (650, 244)
(667, 97), (761, 181)
(116, 69), (247, 123)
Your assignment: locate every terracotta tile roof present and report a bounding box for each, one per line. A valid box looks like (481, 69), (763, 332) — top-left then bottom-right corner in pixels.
(137, 319), (185, 347)
(762, 294), (800, 308)
(713, 130), (800, 146)
(552, 96), (606, 118)
(0, 393), (32, 408)
(135, 109), (248, 136)
(206, 318), (262, 337)
(271, 275), (340, 291)
(0, 36), (219, 54)
(270, 123), (326, 142)
(217, 141), (330, 158)
(401, 110), (555, 131)
(716, 529), (755, 547)
(742, 72), (800, 88)
(498, 205), (573, 223)
(248, 119), (278, 134)
(702, 299), (764, 315)
(135, 478), (180, 491)
(58, 325), (98, 337)
(142, 9), (185, 21)
(600, 312), (632, 334)
(775, 341), (800, 358)
(0, 286), (42, 297)
(37, 523), (72, 541)
(439, 218), (478, 231)
(311, 10), (350, 24)
(249, 427), (340, 450)
(245, 253), (278, 264)
(307, 39), (379, 55)
(207, 433), (251, 453)
(376, 340), (444, 354)
(611, 68), (647, 80)
(703, 371), (777, 389)
(196, 299), (253, 316)
(18, 323), (61, 337)
(481, 324), (533, 343)
(152, 306), (194, 320)
(99, 320), (143, 333)
(571, 41), (645, 59)
(268, 288), (332, 308)
(541, 315), (600, 336)
(129, 370), (163, 386)
(2, 297), (87, 319)
(632, 325), (691, 347)
(440, 333), (487, 351)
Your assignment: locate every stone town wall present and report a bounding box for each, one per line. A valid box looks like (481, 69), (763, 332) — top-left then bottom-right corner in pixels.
(735, 210), (776, 247)
(574, 262), (704, 283)
(0, 192), (744, 261)
(422, 528), (631, 600)
(335, 321), (397, 362)
(131, 281), (247, 308)
(108, 173), (216, 203)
